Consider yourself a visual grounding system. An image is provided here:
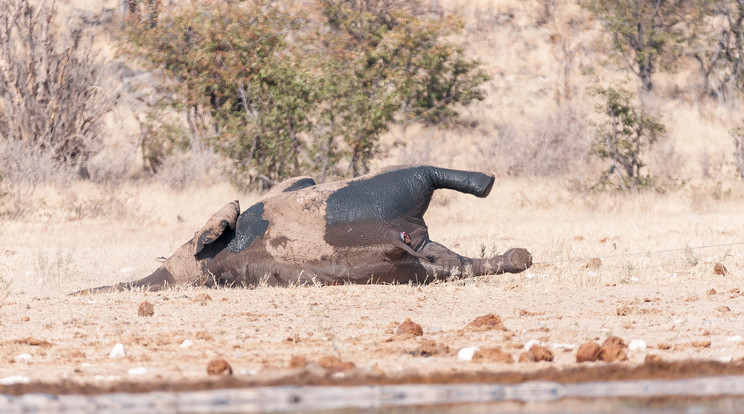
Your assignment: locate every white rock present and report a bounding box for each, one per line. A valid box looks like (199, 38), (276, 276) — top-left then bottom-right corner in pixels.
(457, 346), (479, 361)
(629, 277), (639, 282)
(108, 343), (126, 358)
(0, 375), (30, 385)
(14, 353), (32, 362)
(728, 335), (743, 342)
(628, 339), (647, 351)
(718, 355), (733, 363)
(523, 339), (541, 350)
(120, 267), (136, 273)
(128, 367), (147, 376)
(180, 339), (194, 348)
(86, 300), (96, 304)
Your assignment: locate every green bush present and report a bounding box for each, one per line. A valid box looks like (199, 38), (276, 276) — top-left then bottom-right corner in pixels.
(591, 86), (665, 190)
(125, 0), (488, 188)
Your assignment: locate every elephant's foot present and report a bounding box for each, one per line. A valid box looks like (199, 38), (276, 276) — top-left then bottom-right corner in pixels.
(500, 248), (532, 273)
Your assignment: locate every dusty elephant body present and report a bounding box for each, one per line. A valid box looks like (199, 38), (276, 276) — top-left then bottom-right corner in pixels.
(78, 165), (532, 293)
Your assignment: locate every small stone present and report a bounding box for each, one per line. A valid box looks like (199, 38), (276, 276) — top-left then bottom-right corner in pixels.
(628, 339), (647, 351)
(206, 359), (233, 376)
(707, 288), (717, 295)
(576, 342), (601, 363)
(18, 337), (52, 347)
(457, 346), (479, 361)
(717, 306), (731, 313)
(289, 355), (307, 368)
(410, 339), (449, 357)
(128, 367), (147, 376)
(194, 293), (213, 305)
(179, 339), (194, 348)
(396, 318), (423, 337)
(656, 343), (672, 350)
(138, 301), (154, 317)
(519, 345), (554, 363)
(598, 336), (628, 362)
(602, 336), (626, 348)
(691, 340), (711, 348)
(467, 314), (506, 331)
(714, 263), (729, 276)
(645, 354), (662, 363)
(318, 355), (355, 373)
(14, 353), (32, 362)
(582, 258), (601, 270)
(108, 343), (126, 358)
(472, 347), (514, 363)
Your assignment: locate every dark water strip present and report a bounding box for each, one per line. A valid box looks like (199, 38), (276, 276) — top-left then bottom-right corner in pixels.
(3, 376), (744, 413)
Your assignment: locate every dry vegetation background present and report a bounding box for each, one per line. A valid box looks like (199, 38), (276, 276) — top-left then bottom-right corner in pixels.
(2, 0), (744, 392)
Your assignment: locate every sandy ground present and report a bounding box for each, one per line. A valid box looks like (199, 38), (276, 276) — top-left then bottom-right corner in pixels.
(2, 179), (744, 395)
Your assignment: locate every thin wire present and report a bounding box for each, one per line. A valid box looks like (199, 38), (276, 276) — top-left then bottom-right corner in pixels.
(533, 241), (744, 265)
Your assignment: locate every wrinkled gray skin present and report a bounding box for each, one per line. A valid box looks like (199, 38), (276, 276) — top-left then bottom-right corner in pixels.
(76, 165), (532, 293)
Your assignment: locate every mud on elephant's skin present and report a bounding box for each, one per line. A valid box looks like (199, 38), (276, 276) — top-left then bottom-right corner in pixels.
(75, 165), (532, 293)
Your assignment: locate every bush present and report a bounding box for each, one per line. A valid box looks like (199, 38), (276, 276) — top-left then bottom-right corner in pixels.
(124, 0), (488, 188)
(0, 0), (110, 178)
(590, 86), (665, 190)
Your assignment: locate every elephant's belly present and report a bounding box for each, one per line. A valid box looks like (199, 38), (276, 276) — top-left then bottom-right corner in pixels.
(205, 244), (429, 286)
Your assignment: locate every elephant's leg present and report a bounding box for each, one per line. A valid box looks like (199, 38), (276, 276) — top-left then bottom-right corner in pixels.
(418, 241), (532, 280)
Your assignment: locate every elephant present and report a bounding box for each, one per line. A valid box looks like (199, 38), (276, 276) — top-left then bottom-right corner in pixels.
(76, 165), (532, 293)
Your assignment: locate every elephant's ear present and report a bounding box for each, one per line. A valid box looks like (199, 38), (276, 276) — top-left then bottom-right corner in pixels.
(263, 176), (316, 198)
(193, 200), (240, 255)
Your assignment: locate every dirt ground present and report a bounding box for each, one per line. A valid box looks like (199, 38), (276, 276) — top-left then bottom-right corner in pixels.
(2, 180), (744, 396)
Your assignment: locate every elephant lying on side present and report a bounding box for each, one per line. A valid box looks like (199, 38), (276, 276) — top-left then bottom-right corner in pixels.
(77, 165), (532, 293)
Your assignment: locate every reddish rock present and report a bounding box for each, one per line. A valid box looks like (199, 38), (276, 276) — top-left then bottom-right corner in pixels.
(137, 301), (154, 317)
(645, 354), (662, 363)
(576, 342), (601, 363)
(714, 263), (729, 276)
(691, 340), (712, 348)
(717, 306), (731, 313)
(396, 318), (423, 337)
(17, 337), (52, 347)
(318, 355), (355, 373)
(410, 339), (449, 357)
(289, 355), (307, 369)
(582, 258), (601, 270)
(467, 314), (506, 331)
(206, 359), (232, 376)
(602, 336), (626, 348)
(519, 345), (554, 363)
(473, 347), (514, 363)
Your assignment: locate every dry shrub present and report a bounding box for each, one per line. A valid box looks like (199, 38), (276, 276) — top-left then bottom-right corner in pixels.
(0, 0), (110, 171)
(0, 0), (111, 217)
(478, 105), (591, 178)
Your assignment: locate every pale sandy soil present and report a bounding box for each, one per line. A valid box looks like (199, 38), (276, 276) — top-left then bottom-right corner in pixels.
(2, 180), (744, 393)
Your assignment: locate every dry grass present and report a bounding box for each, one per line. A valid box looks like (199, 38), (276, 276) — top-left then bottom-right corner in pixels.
(2, 181), (744, 387)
